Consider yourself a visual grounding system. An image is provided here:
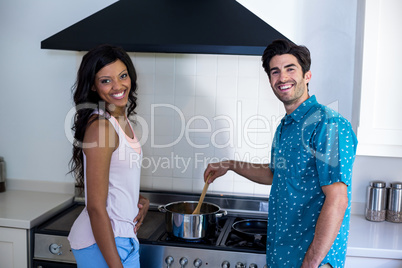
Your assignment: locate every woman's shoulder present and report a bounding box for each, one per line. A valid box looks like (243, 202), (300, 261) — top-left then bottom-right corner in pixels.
(86, 114), (111, 131)
(83, 115), (119, 150)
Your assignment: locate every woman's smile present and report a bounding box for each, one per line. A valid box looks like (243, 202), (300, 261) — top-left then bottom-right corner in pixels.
(111, 89), (127, 100)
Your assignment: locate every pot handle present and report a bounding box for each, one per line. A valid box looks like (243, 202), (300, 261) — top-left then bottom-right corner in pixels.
(158, 205), (167, 213)
(215, 210), (227, 218)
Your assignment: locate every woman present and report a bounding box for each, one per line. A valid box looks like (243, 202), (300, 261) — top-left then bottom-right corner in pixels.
(68, 44), (149, 268)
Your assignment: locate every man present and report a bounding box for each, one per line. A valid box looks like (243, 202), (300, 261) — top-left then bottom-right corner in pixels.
(204, 39), (357, 268)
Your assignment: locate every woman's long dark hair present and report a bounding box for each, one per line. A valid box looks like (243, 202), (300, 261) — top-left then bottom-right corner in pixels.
(69, 44), (138, 189)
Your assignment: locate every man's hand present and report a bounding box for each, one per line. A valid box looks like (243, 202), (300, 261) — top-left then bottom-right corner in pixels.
(204, 161), (232, 184)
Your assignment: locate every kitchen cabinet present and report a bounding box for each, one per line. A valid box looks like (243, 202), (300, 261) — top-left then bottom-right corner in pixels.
(355, 0), (402, 157)
(0, 187), (74, 268)
(0, 227), (28, 268)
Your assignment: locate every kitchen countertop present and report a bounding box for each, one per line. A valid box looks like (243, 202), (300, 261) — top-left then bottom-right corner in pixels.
(0, 190), (74, 229)
(348, 211), (402, 259)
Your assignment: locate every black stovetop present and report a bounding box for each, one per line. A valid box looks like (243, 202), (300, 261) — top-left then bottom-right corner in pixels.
(35, 191), (268, 254)
(138, 210), (266, 254)
(35, 203), (84, 236)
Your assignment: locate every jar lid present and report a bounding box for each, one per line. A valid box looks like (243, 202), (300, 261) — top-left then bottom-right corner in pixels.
(370, 181), (386, 188)
(390, 182), (402, 189)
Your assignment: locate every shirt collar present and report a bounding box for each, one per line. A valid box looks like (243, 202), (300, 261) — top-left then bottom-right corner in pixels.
(285, 95), (317, 123)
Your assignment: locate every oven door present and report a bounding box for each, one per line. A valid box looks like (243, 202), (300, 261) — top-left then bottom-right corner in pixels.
(34, 233), (76, 265)
(32, 259), (76, 268)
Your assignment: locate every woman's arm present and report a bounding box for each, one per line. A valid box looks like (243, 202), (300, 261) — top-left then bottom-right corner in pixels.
(83, 118), (123, 268)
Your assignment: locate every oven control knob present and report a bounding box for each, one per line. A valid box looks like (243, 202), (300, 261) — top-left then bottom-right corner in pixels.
(165, 256), (174, 266)
(249, 264), (258, 268)
(222, 261), (231, 268)
(49, 243), (62, 255)
(235, 262), (245, 268)
(194, 258), (202, 267)
(179, 257), (188, 267)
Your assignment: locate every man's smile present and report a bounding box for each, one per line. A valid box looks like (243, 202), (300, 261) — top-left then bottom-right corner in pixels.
(277, 83), (294, 92)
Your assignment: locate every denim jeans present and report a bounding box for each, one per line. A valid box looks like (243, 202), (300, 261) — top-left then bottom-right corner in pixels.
(72, 237), (140, 268)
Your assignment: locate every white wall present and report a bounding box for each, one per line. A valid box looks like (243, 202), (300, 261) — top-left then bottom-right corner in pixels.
(1, 0), (401, 201)
(0, 0), (117, 185)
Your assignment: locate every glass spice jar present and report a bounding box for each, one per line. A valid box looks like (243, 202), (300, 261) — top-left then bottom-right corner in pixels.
(386, 182), (402, 223)
(365, 181), (387, 222)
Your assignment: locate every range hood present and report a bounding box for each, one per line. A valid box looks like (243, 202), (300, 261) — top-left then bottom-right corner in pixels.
(41, 0), (290, 55)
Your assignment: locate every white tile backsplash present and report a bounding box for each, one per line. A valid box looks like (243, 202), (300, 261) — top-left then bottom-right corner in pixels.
(195, 96), (217, 118)
(133, 53), (155, 74)
(155, 74), (175, 96)
(196, 54), (218, 76)
(233, 180), (255, 195)
(175, 54), (197, 76)
(173, 138), (195, 158)
(217, 55), (239, 77)
(155, 54), (175, 76)
(140, 175), (153, 190)
(135, 94), (154, 115)
(175, 75), (196, 96)
(238, 76), (259, 100)
(254, 184), (272, 196)
(174, 95), (196, 118)
(132, 53), (283, 197)
(136, 74), (155, 95)
(173, 177), (194, 192)
(153, 176), (173, 191)
(217, 76), (238, 98)
(195, 75), (217, 97)
(239, 56), (261, 78)
(153, 96), (176, 115)
(172, 158), (194, 178)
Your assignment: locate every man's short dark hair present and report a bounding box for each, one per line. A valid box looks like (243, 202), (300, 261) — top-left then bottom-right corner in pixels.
(262, 39), (311, 80)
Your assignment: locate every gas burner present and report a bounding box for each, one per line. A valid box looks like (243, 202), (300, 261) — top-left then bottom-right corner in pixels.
(225, 232), (266, 250)
(221, 217), (267, 252)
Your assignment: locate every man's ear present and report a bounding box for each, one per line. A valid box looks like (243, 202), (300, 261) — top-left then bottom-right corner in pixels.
(304, 70), (312, 83)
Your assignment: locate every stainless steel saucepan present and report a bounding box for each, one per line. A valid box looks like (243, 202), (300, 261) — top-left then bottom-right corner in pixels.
(158, 201), (227, 239)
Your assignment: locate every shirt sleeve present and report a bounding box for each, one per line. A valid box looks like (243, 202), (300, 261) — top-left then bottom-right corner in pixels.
(270, 124), (282, 175)
(313, 113), (358, 187)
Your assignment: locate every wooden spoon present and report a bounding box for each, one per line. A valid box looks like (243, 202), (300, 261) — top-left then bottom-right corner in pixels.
(192, 174), (211, 214)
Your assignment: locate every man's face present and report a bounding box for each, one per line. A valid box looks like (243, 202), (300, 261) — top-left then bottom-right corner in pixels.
(268, 54), (311, 109)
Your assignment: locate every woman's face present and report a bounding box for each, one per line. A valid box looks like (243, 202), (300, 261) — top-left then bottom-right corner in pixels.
(92, 59), (131, 116)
